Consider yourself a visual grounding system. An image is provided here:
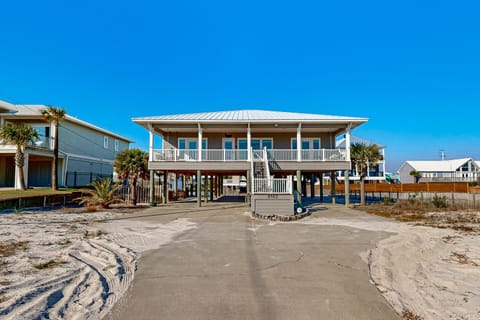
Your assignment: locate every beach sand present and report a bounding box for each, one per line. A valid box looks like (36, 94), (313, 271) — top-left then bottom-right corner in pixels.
(1, 208), (479, 319)
(0, 210), (196, 320)
(300, 211), (480, 320)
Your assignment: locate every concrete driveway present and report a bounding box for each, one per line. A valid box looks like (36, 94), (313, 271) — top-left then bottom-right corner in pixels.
(105, 203), (400, 320)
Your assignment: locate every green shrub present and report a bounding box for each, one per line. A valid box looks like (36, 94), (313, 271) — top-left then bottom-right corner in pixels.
(383, 197), (394, 205)
(432, 194), (448, 208)
(78, 178), (123, 209)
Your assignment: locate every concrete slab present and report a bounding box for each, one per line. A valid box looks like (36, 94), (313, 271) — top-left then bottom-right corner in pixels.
(105, 203), (400, 320)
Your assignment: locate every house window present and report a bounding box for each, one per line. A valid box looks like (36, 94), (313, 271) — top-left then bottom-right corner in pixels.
(104, 136), (109, 149)
(291, 138), (321, 149)
(237, 138), (273, 150)
(114, 139), (119, 152)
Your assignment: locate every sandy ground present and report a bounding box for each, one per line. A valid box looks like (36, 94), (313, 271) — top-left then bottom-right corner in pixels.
(299, 210), (480, 320)
(1, 207), (479, 320)
(0, 210), (196, 320)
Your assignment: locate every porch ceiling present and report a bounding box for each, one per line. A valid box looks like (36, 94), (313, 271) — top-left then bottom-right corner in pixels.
(154, 123), (346, 135)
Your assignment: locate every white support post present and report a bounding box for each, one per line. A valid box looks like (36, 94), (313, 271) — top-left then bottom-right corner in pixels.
(297, 123), (302, 162)
(198, 123), (202, 162)
(247, 123), (251, 161)
(149, 129), (154, 161)
(345, 123), (351, 161)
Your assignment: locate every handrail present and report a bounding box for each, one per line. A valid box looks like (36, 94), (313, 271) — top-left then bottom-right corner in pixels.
(151, 148), (348, 162)
(250, 147), (255, 194)
(263, 147), (271, 187)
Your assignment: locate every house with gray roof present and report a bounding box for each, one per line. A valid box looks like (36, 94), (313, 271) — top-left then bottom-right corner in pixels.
(133, 109), (367, 213)
(398, 158), (480, 183)
(0, 100), (131, 189)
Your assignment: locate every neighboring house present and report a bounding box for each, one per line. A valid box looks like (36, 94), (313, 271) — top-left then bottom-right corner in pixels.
(336, 135), (386, 183)
(133, 109), (367, 211)
(0, 100), (131, 189)
(398, 158), (480, 183)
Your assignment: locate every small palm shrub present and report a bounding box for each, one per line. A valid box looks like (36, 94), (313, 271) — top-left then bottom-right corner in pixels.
(432, 194), (448, 208)
(79, 178), (123, 209)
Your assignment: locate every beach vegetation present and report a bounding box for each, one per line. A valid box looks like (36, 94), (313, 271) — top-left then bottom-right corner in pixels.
(78, 177), (123, 209)
(0, 124), (39, 190)
(350, 143), (382, 206)
(32, 259), (66, 270)
(114, 148), (149, 206)
(409, 170), (421, 183)
(41, 106), (66, 190)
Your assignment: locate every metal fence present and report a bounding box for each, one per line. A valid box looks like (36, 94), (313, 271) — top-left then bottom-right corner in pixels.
(65, 171), (113, 187)
(114, 183), (164, 204)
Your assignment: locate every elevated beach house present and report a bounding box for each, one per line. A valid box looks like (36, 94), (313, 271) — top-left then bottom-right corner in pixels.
(398, 158), (480, 183)
(133, 109), (367, 213)
(0, 100), (131, 189)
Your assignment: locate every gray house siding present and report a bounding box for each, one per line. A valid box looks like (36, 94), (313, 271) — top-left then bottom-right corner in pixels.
(59, 121), (129, 186)
(399, 163), (415, 183)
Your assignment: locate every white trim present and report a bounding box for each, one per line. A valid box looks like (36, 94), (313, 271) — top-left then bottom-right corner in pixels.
(62, 152), (114, 164)
(296, 123), (302, 162)
(222, 137), (235, 149)
(103, 136), (109, 149)
(247, 123), (251, 161)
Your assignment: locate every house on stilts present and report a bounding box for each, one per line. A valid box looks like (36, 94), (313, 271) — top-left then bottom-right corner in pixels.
(133, 109), (367, 215)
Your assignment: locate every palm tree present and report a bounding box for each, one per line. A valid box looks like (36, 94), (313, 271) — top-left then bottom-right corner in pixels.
(0, 123), (39, 190)
(409, 170), (421, 183)
(114, 148), (149, 205)
(41, 106), (66, 190)
(78, 177), (123, 209)
(350, 143), (382, 206)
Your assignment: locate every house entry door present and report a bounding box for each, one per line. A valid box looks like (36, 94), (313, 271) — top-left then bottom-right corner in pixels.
(223, 138), (234, 160)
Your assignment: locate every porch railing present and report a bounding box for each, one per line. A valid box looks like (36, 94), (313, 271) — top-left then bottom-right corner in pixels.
(253, 178), (292, 194)
(152, 148), (348, 162)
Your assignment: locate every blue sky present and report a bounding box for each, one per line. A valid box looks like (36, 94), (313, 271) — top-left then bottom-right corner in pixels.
(1, 0), (479, 172)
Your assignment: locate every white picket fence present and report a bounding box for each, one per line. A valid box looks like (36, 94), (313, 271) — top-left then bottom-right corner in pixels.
(253, 178), (292, 194)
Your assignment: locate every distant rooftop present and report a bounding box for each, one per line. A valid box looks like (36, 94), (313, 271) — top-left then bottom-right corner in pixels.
(403, 158), (478, 172)
(133, 109), (367, 124)
(0, 100), (132, 142)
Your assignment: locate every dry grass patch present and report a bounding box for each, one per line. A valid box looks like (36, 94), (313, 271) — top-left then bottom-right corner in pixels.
(32, 259), (67, 270)
(0, 241), (29, 257)
(449, 252), (479, 266)
(402, 309), (423, 320)
(359, 201), (480, 233)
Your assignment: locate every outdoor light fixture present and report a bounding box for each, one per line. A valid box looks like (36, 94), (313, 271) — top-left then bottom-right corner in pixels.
(274, 123), (279, 127)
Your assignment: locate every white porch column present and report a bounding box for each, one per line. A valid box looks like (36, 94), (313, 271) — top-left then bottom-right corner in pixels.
(297, 123), (302, 162)
(247, 123), (251, 161)
(382, 148), (386, 180)
(345, 123), (351, 161)
(148, 129), (154, 161)
(198, 123), (202, 161)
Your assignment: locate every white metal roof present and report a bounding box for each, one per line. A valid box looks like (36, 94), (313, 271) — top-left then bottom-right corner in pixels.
(404, 158), (477, 172)
(0, 101), (132, 142)
(0, 100), (16, 113)
(133, 109), (367, 123)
